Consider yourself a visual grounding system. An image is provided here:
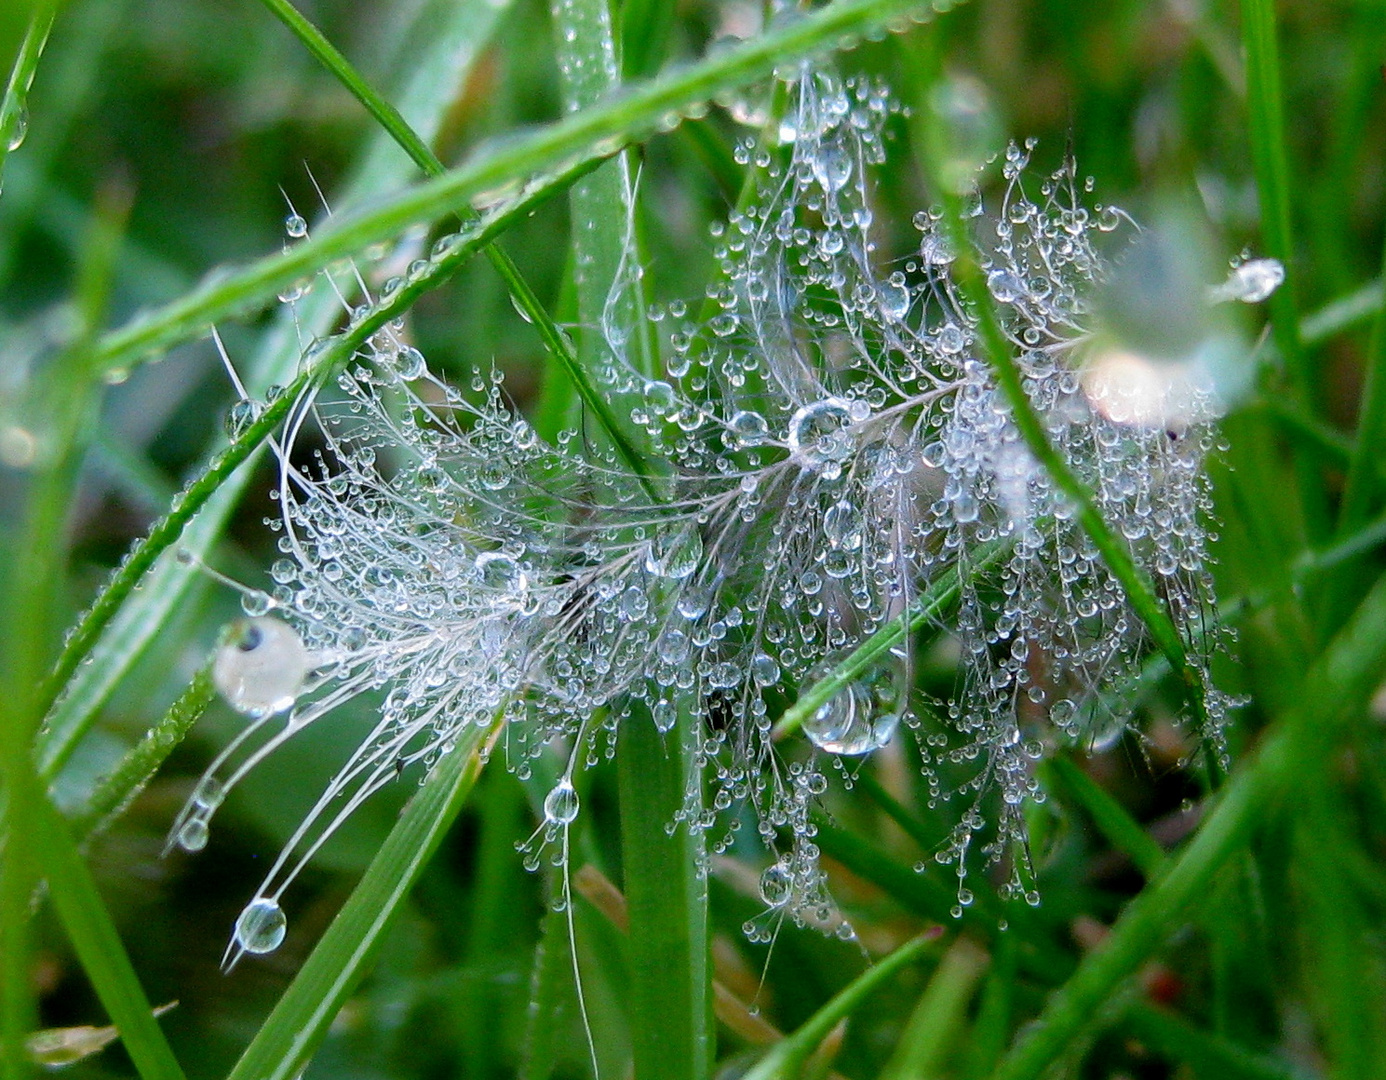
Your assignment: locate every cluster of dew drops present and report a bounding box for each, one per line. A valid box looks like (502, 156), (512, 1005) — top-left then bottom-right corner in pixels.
(169, 65), (1271, 962)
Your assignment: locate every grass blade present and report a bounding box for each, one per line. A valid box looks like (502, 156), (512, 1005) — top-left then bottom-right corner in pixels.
(992, 568), (1386, 1080)
(225, 721), (495, 1080)
(0, 0), (56, 192)
(879, 937), (988, 1080)
(85, 0), (956, 381)
(741, 935), (931, 1080)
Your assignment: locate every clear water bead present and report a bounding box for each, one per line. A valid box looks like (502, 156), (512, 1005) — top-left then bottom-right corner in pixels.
(212, 617), (309, 717)
(234, 898), (287, 954)
(788, 398), (856, 479)
(543, 781), (580, 825)
(646, 527), (703, 580)
(729, 410), (769, 448)
(803, 681), (899, 755)
(284, 213), (307, 239)
(758, 862), (793, 907)
(1208, 258), (1284, 304)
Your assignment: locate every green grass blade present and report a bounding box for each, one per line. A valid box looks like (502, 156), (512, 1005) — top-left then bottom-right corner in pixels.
(1122, 1002), (1315, 1080)
(1241, 0), (1305, 406)
(85, 0), (955, 381)
(254, 0), (659, 489)
(1301, 278), (1382, 347)
(36, 155), (593, 778)
(617, 703), (712, 1080)
(1338, 236), (1386, 531)
(70, 668), (215, 838)
(1041, 756), (1166, 880)
(0, 0), (56, 193)
(992, 568), (1386, 1080)
(879, 937), (988, 1080)
(741, 935), (931, 1080)
(226, 722), (494, 1080)
(773, 540), (1007, 741)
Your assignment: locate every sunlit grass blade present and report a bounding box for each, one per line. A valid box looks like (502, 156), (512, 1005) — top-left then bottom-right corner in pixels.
(86, 0), (958, 381)
(741, 935), (932, 1080)
(225, 721), (495, 1080)
(992, 568), (1386, 1080)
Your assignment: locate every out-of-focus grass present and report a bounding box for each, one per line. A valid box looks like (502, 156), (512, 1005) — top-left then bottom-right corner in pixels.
(1, 1), (1384, 1079)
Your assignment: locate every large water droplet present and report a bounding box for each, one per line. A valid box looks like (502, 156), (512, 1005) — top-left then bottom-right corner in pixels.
(787, 398), (856, 479)
(729, 410), (769, 448)
(212, 617), (309, 717)
(803, 681), (899, 755)
(543, 781), (580, 825)
(646, 527), (703, 580)
(758, 861), (793, 907)
(234, 898), (287, 954)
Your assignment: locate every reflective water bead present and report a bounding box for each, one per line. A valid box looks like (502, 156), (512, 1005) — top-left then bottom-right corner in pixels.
(787, 398), (856, 479)
(212, 617), (309, 717)
(234, 897), (287, 954)
(729, 410), (769, 448)
(803, 681), (899, 755)
(822, 500), (863, 549)
(543, 781), (580, 825)
(475, 552), (527, 594)
(646, 527), (703, 580)
(758, 861), (793, 907)
(283, 213), (307, 239)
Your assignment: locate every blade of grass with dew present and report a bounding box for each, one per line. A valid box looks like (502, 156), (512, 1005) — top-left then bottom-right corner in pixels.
(254, 0), (658, 492)
(879, 936), (988, 1080)
(70, 667), (215, 839)
(741, 935), (932, 1080)
(773, 540), (1007, 741)
(0, 0), (55, 192)
(36, 151), (598, 779)
(225, 721), (496, 1080)
(85, 0), (963, 382)
(991, 567), (1386, 1080)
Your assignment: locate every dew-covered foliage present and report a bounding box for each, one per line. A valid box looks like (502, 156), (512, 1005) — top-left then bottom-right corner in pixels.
(177, 67), (1268, 959)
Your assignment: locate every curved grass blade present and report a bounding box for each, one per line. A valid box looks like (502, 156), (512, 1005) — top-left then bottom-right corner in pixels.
(225, 721), (496, 1080)
(35, 0), (542, 775)
(86, 0), (957, 381)
(741, 935), (932, 1080)
(253, 0), (657, 492)
(36, 155), (596, 778)
(992, 568), (1386, 1080)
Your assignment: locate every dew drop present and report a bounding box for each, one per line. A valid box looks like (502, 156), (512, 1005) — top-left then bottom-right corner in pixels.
(284, 213), (308, 239)
(543, 781), (580, 825)
(728, 410), (769, 448)
(646, 527), (703, 580)
(235, 898), (287, 954)
(758, 862), (793, 907)
(177, 818), (209, 852)
(212, 617), (309, 717)
(787, 398), (856, 479)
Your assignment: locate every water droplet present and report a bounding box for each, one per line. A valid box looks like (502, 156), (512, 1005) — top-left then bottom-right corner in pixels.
(177, 818), (209, 852)
(212, 617), (309, 717)
(987, 269), (1026, 304)
(729, 410), (769, 447)
(758, 861), (793, 907)
(544, 781), (580, 825)
(224, 399), (263, 440)
(476, 552), (527, 595)
(284, 214), (308, 239)
(787, 398), (856, 479)
(234, 898), (287, 953)
(751, 653), (780, 687)
(396, 346), (426, 380)
(1208, 258), (1284, 304)
(6, 105), (28, 151)
(803, 681), (899, 755)
(822, 500), (863, 549)
(646, 527), (703, 580)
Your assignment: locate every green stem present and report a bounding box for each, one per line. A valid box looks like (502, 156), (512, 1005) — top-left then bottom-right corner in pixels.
(1041, 756), (1166, 880)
